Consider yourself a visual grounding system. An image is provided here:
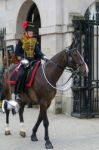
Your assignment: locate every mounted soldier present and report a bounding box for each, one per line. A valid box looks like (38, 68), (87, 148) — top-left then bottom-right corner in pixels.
(15, 21), (47, 103)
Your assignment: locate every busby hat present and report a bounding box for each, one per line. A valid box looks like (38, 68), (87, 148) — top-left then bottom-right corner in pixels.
(22, 21), (34, 31)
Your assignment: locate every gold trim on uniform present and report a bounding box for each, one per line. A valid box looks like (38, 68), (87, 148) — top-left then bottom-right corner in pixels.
(21, 34), (37, 58)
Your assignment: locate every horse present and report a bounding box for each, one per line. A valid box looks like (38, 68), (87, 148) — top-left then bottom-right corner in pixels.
(1, 38), (88, 149)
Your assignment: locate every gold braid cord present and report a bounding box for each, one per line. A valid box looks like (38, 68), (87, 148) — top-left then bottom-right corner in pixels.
(21, 34), (37, 58)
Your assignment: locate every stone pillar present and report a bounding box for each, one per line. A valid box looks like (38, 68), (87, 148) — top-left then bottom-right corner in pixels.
(39, 26), (63, 113)
(54, 19), (76, 114)
(39, 24), (74, 114)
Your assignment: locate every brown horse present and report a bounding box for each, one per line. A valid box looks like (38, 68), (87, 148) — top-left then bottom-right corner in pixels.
(2, 39), (88, 149)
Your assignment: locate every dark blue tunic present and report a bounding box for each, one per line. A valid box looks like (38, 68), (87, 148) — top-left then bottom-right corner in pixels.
(15, 39), (44, 60)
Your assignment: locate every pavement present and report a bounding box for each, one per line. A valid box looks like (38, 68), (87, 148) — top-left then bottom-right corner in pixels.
(0, 108), (99, 150)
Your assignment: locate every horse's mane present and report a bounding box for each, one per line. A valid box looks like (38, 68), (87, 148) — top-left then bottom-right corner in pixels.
(51, 50), (65, 62)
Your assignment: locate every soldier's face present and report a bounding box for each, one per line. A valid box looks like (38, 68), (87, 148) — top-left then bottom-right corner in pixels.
(27, 31), (33, 37)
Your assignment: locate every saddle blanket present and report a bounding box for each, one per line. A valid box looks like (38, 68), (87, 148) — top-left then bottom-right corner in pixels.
(7, 61), (41, 88)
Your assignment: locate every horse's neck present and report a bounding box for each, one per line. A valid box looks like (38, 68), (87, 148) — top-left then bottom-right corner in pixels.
(46, 51), (67, 84)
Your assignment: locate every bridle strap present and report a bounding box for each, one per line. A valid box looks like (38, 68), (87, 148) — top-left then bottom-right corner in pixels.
(44, 47), (85, 73)
(45, 47), (79, 71)
(65, 47), (85, 66)
(46, 47), (78, 70)
(64, 47), (77, 54)
(47, 60), (66, 70)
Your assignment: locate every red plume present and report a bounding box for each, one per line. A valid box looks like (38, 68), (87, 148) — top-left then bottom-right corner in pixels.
(22, 21), (28, 29)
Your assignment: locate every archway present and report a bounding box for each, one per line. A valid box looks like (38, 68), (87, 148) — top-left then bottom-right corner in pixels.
(85, 1), (99, 20)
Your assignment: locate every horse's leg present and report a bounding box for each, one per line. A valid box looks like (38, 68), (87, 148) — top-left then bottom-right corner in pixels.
(31, 108), (43, 141)
(18, 103), (26, 137)
(5, 109), (11, 135)
(42, 109), (53, 149)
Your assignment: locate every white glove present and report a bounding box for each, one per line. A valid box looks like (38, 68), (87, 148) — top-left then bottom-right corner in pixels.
(43, 55), (48, 61)
(21, 59), (29, 68)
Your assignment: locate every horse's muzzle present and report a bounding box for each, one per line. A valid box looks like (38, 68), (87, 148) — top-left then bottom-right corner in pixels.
(80, 63), (89, 77)
(84, 63), (89, 77)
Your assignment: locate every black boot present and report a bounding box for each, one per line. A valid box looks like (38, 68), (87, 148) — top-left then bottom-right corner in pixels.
(15, 94), (21, 103)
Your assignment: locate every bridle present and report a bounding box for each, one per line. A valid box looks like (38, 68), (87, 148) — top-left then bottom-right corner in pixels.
(46, 47), (84, 73)
(42, 47), (83, 91)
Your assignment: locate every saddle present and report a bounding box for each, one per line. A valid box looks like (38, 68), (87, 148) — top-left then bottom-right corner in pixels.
(7, 60), (41, 88)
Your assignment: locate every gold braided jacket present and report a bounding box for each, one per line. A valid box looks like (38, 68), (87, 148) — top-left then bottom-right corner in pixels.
(21, 34), (37, 58)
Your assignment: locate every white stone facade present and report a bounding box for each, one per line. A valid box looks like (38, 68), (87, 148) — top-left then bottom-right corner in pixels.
(0, 0), (97, 115)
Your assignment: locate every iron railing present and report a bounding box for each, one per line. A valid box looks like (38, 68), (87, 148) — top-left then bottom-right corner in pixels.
(72, 11), (99, 118)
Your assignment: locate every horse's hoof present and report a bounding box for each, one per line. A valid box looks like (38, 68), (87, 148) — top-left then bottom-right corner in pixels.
(45, 141), (53, 149)
(5, 130), (11, 135)
(20, 131), (26, 137)
(31, 134), (38, 141)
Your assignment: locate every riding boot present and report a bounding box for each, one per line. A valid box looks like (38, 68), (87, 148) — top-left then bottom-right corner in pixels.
(15, 64), (27, 103)
(15, 81), (22, 103)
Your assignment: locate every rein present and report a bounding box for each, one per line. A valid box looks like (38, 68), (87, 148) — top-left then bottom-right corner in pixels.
(45, 47), (78, 71)
(42, 59), (79, 92)
(42, 62), (73, 91)
(41, 47), (82, 91)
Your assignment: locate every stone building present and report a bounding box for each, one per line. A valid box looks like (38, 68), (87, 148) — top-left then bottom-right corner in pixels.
(0, 0), (98, 115)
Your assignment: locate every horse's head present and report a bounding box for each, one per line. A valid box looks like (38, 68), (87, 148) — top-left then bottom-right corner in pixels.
(66, 39), (89, 77)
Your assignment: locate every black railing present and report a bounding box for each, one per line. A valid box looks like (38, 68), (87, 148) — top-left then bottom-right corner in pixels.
(72, 13), (99, 118)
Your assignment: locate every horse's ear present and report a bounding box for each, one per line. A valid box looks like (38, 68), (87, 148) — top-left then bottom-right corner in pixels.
(70, 31), (80, 49)
(69, 37), (77, 49)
